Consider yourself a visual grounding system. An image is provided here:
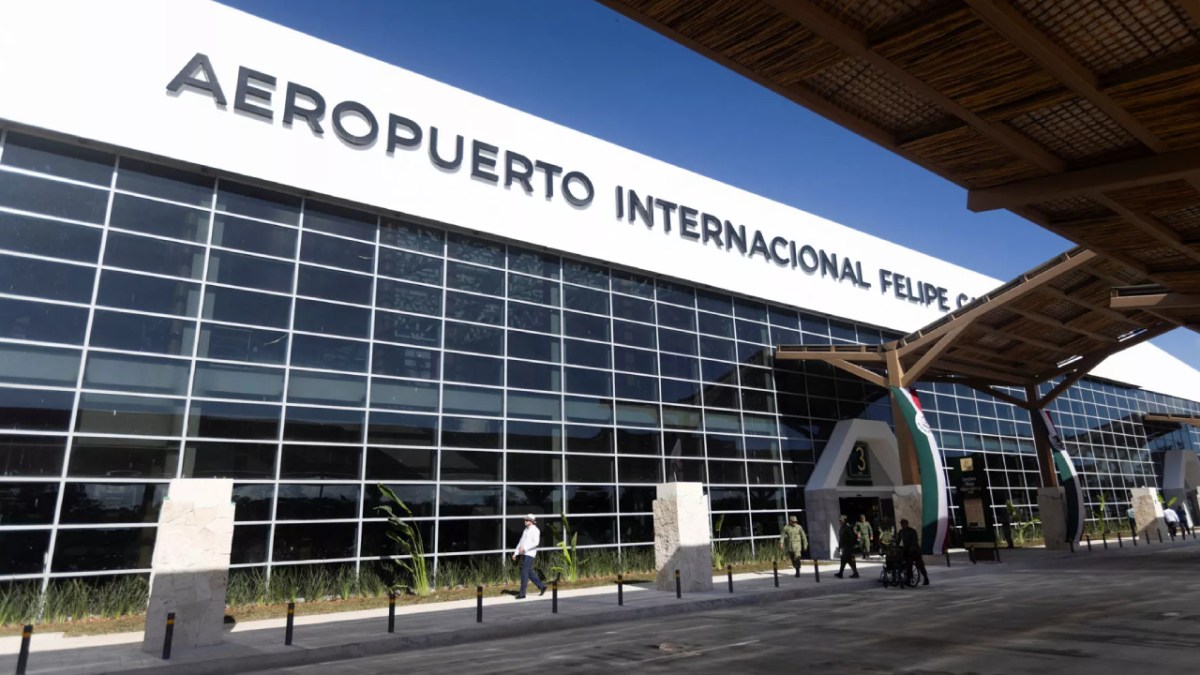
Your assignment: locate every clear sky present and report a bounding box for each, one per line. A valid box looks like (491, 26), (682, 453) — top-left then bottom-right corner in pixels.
(221, 0), (1199, 372)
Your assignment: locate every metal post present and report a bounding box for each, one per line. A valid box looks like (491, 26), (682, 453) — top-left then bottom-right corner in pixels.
(674, 569), (681, 599)
(617, 574), (624, 606)
(1102, 531), (1108, 549)
(476, 586), (483, 623)
(387, 592), (395, 634)
(1146, 531), (1151, 545)
(1133, 528), (1138, 546)
(968, 547), (976, 564)
(1069, 539), (1075, 554)
(285, 602), (295, 646)
(726, 564), (733, 593)
(772, 561), (779, 587)
(15, 624), (32, 675)
(551, 580), (558, 614)
(945, 550), (951, 567)
(1159, 529), (1164, 543)
(994, 540), (1001, 563)
(1117, 531), (1123, 548)
(1086, 535), (1092, 551)
(162, 612), (175, 660)
(813, 558), (820, 582)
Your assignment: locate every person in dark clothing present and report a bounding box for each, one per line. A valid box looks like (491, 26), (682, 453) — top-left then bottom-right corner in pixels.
(998, 505), (1014, 549)
(897, 518), (929, 586)
(833, 515), (859, 579)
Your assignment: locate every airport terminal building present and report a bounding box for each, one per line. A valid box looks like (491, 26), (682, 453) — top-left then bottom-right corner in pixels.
(1, 1), (1198, 585)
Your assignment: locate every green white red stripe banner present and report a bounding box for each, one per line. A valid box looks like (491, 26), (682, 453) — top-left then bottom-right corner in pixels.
(1040, 410), (1084, 543)
(891, 387), (948, 555)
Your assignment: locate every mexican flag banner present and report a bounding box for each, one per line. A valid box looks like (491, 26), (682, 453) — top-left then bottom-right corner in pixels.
(1041, 410), (1084, 544)
(890, 386), (949, 555)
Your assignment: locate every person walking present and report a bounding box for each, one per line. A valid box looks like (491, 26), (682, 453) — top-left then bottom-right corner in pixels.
(779, 515), (808, 577)
(833, 515), (859, 579)
(512, 514), (547, 599)
(897, 518), (929, 586)
(1163, 505), (1180, 539)
(854, 514), (874, 559)
(998, 504), (1015, 549)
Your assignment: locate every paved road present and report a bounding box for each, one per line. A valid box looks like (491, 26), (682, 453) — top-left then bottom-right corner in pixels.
(278, 543), (1200, 674)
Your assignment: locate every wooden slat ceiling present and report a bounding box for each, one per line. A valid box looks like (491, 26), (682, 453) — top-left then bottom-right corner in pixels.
(600, 0), (1200, 341)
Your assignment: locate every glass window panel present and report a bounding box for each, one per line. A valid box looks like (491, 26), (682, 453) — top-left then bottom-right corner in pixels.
(611, 270), (654, 298)
(657, 304), (695, 331)
(280, 445), (361, 479)
(272, 523), (357, 561)
(289, 334), (368, 372)
(361, 520), (434, 558)
(363, 483), (436, 517)
(97, 270), (200, 316)
(74, 392), (183, 436)
(701, 384), (738, 409)
(199, 323), (288, 364)
(446, 261), (503, 295)
(443, 384), (504, 416)
(300, 231), (374, 272)
(506, 484), (562, 515)
(612, 295), (653, 323)
(0, 387), (73, 431)
(508, 332), (560, 363)
(507, 452), (562, 483)
(566, 425), (613, 453)
(615, 401), (659, 428)
(445, 291), (503, 325)
(202, 286), (291, 329)
(441, 449), (502, 481)
(656, 281), (694, 307)
(612, 320), (655, 349)
(507, 246), (560, 278)
(231, 525), (269, 564)
(83, 352), (189, 395)
(660, 353), (698, 380)
(438, 485), (502, 518)
(231, 484), (273, 521)
(297, 264), (371, 304)
(564, 286), (609, 314)
(619, 485), (657, 512)
(380, 217), (443, 254)
(207, 249), (294, 293)
(507, 301), (560, 334)
(564, 396), (612, 424)
(508, 273), (558, 306)
(188, 400), (280, 440)
(700, 336), (736, 361)
(614, 346), (656, 375)
(562, 260), (607, 289)
(0, 435), (65, 477)
(444, 322), (503, 355)
(212, 214), (297, 258)
(117, 157), (214, 206)
(698, 312), (734, 337)
(736, 320), (770, 344)
(3, 133), (113, 184)
(283, 406), (363, 443)
(734, 299), (767, 322)
(0, 530), (50, 574)
(192, 361), (284, 402)
(372, 343), (438, 380)
(709, 486), (748, 510)
(709, 460), (747, 485)
(662, 406), (702, 430)
(304, 200), (376, 241)
(618, 456), (662, 483)
(508, 391), (561, 420)
(51, 527), (156, 572)
(374, 311), (440, 347)
(0, 343), (80, 387)
(447, 233), (504, 266)
(621, 515), (654, 543)
(109, 193), (209, 243)
(91, 310), (195, 356)
(439, 517), (502, 553)
(375, 278), (442, 316)
(507, 420), (562, 452)
(563, 339), (610, 368)
(706, 411), (742, 434)
(443, 352), (503, 386)
(564, 312), (609, 341)
(0, 171), (108, 222)
(743, 436), (780, 460)
(567, 455), (614, 482)
(183, 441), (276, 478)
(60, 483), (165, 524)
(441, 416), (502, 449)
(369, 378), (439, 412)
(0, 253), (94, 303)
(368, 411), (438, 446)
(748, 462), (783, 485)
(287, 370), (366, 406)
(378, 247), (442, 284)
(615, 373), (657, 402)
(293, 298), (369, 338)
(616, 428), (660, 454)
(565, 367), (612, 397)
(659, 328), (697, 356)
(0, 210), (101, 262)
(365, 447), (437, 480)
(216, 181), (301, 225)
(0, 481), (58, 524)
(567, 486), (616, 515)
(707, 434), (742, 459)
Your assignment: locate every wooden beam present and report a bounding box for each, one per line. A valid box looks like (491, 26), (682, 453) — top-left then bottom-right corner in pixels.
(1005, 306), (1117, 344)
(828, 359), (887, 388)
(899, 325), (964, 387)
(763, 0), (1064, 173)
(1110, 291), (1200, 310)
(976, 321), (1074, 353)
(1145, 414), (1200, 428)
(1033, 322), (1173, 385)
(968, 148), (1200, 212)
(1036, 285), (1143, 325)
(1092, 192), (1200, 267)
(934, 356), (1029, 385)
(960, 380), (1033, 410)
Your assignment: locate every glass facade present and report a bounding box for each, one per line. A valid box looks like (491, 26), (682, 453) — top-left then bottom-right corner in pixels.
(0, 127), (1197, 583)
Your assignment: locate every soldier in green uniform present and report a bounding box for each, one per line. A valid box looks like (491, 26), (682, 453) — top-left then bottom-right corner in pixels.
(834, 515), (860, 578)
(778, 515), (808, 577)
(854, 514), (874, 559)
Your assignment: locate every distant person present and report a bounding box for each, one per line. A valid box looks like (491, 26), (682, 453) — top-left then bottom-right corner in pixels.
(998, 506), (1014, 549)
(512, 514), (547, 599)
(854, 514), (874, 559)
(779, 515), (808, 577)
(1126, 506), (1137, 535)
(897, 518), (929, 586)
(833, 515), (860, 579)
(1164, 505), (1180, 539)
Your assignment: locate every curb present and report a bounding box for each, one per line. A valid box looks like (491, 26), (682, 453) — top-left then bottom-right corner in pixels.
(110, 584), (818, 675)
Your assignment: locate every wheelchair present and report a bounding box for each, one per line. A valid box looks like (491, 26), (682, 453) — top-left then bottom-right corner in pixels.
(878, 545), (920, 588)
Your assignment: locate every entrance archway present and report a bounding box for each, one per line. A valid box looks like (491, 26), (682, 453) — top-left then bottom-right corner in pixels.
(1161, 449), (1200, 528)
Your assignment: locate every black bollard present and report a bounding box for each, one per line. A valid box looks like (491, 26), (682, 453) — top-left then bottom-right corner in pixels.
(675, 569), (681, 599)
(476, 586), (483, 623)
(994, 541), (1001, 563)
(813, 558), (820, 583)
(617, 574), (624, 606)
(1102, 532), (1108, 549)
(968, 547), (976, 564)
(1146, 530), (1151, 545)
(387, 592), (395, 634)
(285, 602), (295, 646)
(1086, 535), (1092, 551)
(727, 564), (733, 593)
(162, 612), (175, 660)
(773, 561), (779, 587)
(1069, 539), (1075, 554)
(551, 580), (558, 614)
(1133, 528), (1138, 546)
(15, 624), (32, 675)
(1118, 531), (1123, 548)
(945, 550), (951, 567)
(1159, 529), (1164, 543)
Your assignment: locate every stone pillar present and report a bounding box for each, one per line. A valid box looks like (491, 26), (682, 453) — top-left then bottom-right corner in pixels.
(653, 482), (712, 593)
(1037, 486), (1068, 549)
(804, 488), (840, 560)
(142, 479), (235, 654)
(1130, 487), (1166, 539)
(892, 485), (922, 541)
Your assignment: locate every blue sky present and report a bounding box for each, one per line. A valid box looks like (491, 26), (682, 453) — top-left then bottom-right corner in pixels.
(221, 0), (1199, 371)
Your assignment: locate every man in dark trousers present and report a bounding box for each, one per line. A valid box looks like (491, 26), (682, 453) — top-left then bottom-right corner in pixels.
(833, 514), (859, 578)
(897, 518), (930, 586)
(998, 505), (1015, 549)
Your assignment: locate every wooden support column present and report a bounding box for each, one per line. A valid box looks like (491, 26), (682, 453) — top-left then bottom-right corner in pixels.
(887, 349), (920, 485)
(1025, 385), (1059, 488)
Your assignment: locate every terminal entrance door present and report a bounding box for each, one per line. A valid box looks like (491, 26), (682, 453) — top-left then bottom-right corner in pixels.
(838, 496), (896, 554)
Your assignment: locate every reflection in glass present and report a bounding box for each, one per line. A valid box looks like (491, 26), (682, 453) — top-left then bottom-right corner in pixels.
(0, 171), (109, 222)
(0, 530), (51, 575)
(91, 310), (196, 356)
(231, 525), (269, 564)
(283, 406), (364, 443)
(280, 445), (361, 479)
(276, 483), (359, 520)
(192, 361), (285, 401)
(188, 401), (281, 440)
(272, 523), (356, 561)
(83, 352), (190, 395)
(183, 442), (277, 479)
(0, 210), (101, 262)
(0, 387), (74, 431)
(96, 270), (200, 316)
(2, 132), (113, 184)
(368, 412), (438, 446)
(60, 483), (165, 524)
(0, 297), (88, 344)
(109, 193), (209, 242)
(232, 483), (273, 521)
(365, 447), (436, 480)
(0, 343), (80, 387)
(0, 434), (65, 476)
(0, 482), (58, 524)
(437, 518), (501, 553)
(289, 334), (368, 372)
(0, 253), (95, 302)
(69, 437), (179, 478)
(117, 157), (214, 206)
(50, 527), (157, 572)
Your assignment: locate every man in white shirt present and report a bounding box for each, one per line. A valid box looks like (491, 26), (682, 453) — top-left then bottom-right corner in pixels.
(1163, 505), (1180, 538)
(512, 514), (547, 599)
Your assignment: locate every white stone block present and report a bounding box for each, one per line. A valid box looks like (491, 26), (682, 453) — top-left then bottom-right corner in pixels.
(653, 482), (713, 592)
(1038, 486), (1068, 549)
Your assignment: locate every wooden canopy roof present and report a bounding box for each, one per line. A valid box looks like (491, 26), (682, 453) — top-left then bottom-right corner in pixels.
(600, 0), (1200, 335)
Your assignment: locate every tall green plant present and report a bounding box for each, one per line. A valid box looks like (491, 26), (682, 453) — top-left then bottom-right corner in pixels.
(375, 484), (431, 596)
(550, 513), (581, 582)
